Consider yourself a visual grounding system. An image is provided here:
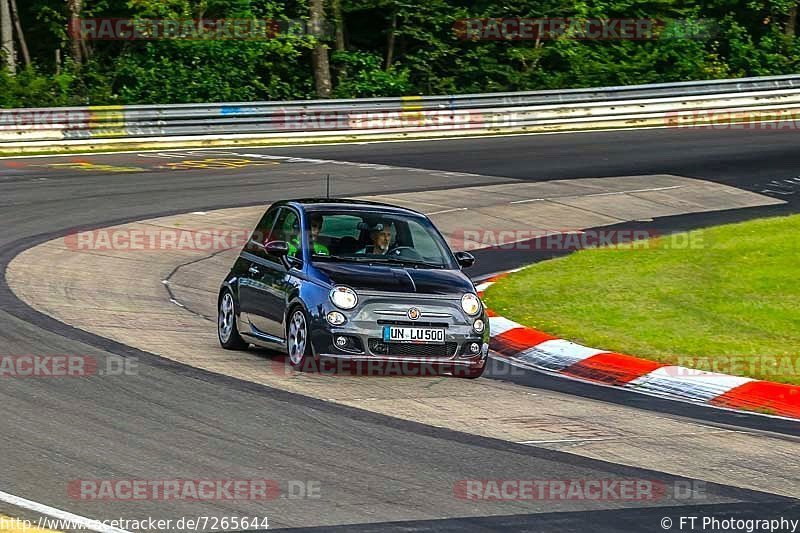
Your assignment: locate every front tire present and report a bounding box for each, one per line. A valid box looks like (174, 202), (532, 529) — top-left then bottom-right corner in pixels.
(287, 306), (316, 371)
(218, 289), (247, 350)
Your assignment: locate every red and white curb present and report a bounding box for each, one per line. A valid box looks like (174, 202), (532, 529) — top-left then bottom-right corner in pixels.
(477, 273), (800, 420)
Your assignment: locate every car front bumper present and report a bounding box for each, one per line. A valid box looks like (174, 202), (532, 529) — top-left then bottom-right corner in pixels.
(309, 291), (490, 368)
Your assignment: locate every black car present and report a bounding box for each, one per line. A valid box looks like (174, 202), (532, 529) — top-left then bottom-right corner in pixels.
(217, 199), (489, 378)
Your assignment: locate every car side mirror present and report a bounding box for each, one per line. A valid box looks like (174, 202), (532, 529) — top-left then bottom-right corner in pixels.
(265, 240), (289, 256)
(454, 251), (475, 268)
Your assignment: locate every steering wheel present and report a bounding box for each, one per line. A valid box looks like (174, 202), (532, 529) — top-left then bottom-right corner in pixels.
(388, 246), (423, 260)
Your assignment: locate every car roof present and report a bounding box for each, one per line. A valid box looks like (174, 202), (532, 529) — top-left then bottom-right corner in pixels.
(278, 198), (428, 217)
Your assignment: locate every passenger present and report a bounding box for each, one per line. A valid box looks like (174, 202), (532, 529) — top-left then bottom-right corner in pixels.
(287, 214), (329, 256)
(308, 214), (330, 256)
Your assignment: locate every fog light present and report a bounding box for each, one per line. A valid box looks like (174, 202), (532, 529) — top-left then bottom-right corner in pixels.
(473, 319), (485, 333)
(332, 335), (363, 353)
(470, 342), (481, 354)
(326, 311), (346, 325)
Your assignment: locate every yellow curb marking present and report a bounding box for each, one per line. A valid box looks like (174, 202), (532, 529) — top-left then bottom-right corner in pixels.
(160, 158), (281, 170)
(35, 162), (146, 173)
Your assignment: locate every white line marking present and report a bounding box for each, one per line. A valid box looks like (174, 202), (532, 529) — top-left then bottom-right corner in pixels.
(370, 197), (454, 208)
(508, 185), (684, 204)
(517, 436), (624, 444)
(517, 429), (738, 445)
(508, 198), (546, 204)
(0, 489), (132, 533)
(428, 207), (468, 215)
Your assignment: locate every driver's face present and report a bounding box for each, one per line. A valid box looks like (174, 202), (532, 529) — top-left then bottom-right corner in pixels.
(373, 228), (392, 250)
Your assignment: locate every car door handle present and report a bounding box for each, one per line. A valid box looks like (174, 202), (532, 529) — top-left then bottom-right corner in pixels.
(248, 266), (261, 275)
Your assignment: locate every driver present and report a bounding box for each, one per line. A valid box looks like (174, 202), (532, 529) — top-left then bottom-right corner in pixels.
(358, 221), (393, 255)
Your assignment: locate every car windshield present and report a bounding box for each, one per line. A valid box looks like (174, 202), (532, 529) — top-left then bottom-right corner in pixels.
(306, 209), (456, 269)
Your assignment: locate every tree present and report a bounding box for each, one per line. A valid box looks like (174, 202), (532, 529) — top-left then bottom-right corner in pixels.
(787, 3), (797, 36)
(67, 0), (81, 66)
(331, 0), (347, 79)
(309, 0), (332, 97)
(0, 0), (14, 73)
(9, 0), (29, 68)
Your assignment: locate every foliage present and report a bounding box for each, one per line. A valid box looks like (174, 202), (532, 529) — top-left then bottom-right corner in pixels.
(3, 0), (800, 106)
(0, 67), (79, 107)
(331, 51), (411, 97)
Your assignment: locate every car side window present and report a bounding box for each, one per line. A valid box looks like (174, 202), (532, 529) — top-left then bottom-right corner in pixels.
(245, 208), (279, 255)
(272, 208), (302, 259)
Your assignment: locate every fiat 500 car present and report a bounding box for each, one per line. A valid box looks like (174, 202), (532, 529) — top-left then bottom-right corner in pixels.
(217, 199), (489, 378)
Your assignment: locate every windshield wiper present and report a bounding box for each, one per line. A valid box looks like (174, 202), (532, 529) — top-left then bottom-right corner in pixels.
(311, 254), (366, 262)
(313, 254), (443, 268)
(363, 256), (444, 269)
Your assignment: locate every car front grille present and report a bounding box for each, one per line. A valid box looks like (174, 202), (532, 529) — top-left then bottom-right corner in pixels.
(376, 319), (450, 328)
(368, 339), (458, 358)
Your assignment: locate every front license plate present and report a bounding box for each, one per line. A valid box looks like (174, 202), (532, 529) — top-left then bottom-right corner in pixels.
(383, 326), (445, 344)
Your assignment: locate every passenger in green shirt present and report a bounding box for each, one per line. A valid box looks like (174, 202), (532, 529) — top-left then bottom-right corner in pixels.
(288, 214), (329, 257)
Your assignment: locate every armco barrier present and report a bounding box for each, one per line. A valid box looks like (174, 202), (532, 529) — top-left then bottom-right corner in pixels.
(2, 74), (800, 152)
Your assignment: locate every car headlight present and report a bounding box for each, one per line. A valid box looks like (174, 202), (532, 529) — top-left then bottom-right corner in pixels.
(330, 286), (358, 310)
(461, 293), (481, 316)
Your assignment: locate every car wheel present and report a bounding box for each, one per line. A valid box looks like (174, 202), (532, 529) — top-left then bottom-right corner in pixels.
(287, 306), (316, 371)
(218, 290), (247, 350)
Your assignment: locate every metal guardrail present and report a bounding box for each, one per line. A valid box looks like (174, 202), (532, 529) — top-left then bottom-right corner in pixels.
(2, 74), (800, 146)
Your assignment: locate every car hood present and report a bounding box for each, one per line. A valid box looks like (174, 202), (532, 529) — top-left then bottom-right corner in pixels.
(312, 262), (474, 295)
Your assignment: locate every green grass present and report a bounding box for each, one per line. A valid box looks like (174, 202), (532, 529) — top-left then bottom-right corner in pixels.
(483, 215), (800, 385)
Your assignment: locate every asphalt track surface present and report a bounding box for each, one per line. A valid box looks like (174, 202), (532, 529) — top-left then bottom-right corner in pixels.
(2, 128), (800, 531)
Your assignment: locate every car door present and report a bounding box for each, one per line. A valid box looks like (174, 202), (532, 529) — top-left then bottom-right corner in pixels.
(237, 206), (280, 337)
(242, 207), (302, 340)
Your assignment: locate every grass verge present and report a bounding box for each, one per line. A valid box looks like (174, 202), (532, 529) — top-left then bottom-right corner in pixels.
(483, 215), (800, 385)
